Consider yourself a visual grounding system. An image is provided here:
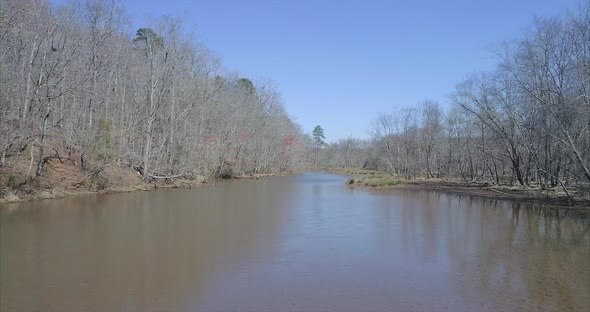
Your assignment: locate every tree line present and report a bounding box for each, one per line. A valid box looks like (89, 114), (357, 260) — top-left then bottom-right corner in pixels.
(0, 0), (309, 185)
(319, 3), (590, 191)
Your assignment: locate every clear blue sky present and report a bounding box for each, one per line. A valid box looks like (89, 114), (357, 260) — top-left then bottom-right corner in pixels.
(60, 0), (580, 142)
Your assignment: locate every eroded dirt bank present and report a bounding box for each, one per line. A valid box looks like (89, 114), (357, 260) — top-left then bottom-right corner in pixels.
(0, 157), (288, 204)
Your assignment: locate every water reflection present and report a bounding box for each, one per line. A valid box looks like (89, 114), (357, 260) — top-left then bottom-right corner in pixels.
(373, 189), (590, 311)
(1, 173), (589, 311)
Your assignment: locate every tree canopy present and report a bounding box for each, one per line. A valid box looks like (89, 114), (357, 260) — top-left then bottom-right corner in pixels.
(312, 125), (325, 147)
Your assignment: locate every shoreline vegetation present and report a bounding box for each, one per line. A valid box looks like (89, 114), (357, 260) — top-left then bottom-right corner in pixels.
(2, 2), (590, 210)
(0, 157), (292, 205)
(313, 6), (590, 210)
(0, 1), (309, 205)
(320, 167), (590, 210)
(2, 164), (589, 210)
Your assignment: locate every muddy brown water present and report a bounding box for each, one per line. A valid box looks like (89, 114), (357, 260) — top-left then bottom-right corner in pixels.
(1, 173), (589, 311)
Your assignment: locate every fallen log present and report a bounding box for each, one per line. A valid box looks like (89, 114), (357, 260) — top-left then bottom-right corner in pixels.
(147, 173), (184, 180)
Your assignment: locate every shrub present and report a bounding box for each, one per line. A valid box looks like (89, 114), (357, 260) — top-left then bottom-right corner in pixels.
(214, 161), (234, 179)
(92, 114), (113, 163)
(6, 175), (18, 188)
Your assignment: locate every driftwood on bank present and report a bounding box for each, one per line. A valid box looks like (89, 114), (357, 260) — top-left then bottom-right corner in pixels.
(73, 160), (115, 187)
(131, 163), (184, 181)
(147, 172), (184, 180)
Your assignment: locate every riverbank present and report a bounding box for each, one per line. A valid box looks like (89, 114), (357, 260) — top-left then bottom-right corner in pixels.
(322, 167), (590, 209)
(368, 179), (589, 209)
(0, 158), (287, 204)
(0, 162), (204, 204)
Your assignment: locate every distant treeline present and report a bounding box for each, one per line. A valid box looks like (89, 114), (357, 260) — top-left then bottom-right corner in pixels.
(0, 0), (309, 181)
(320, 3), (590, 189)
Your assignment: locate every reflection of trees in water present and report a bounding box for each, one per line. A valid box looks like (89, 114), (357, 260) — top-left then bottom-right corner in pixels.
(511, 204), (589, 310)
(389, 190), (589, 310)
(511, 203), (590, 246)
(452, 198), (589, 311)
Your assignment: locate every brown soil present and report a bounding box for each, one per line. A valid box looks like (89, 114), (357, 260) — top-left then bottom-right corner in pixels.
(0, 150), (210, 204)
(0, 143), (291, 204)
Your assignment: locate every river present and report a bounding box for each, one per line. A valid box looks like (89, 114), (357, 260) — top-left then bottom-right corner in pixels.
(1, 173), (589, 311)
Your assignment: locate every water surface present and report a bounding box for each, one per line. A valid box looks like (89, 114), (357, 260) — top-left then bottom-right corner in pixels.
(1, 173), (589, 311)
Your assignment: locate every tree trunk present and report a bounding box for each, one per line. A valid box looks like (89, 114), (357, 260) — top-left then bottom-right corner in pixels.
(36, 111), (49, 177)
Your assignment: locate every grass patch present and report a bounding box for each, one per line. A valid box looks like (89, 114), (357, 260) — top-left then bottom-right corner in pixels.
(361, 176), (401, 187)
(319, 166), (383, 175)
(341, 168), (380, 175)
